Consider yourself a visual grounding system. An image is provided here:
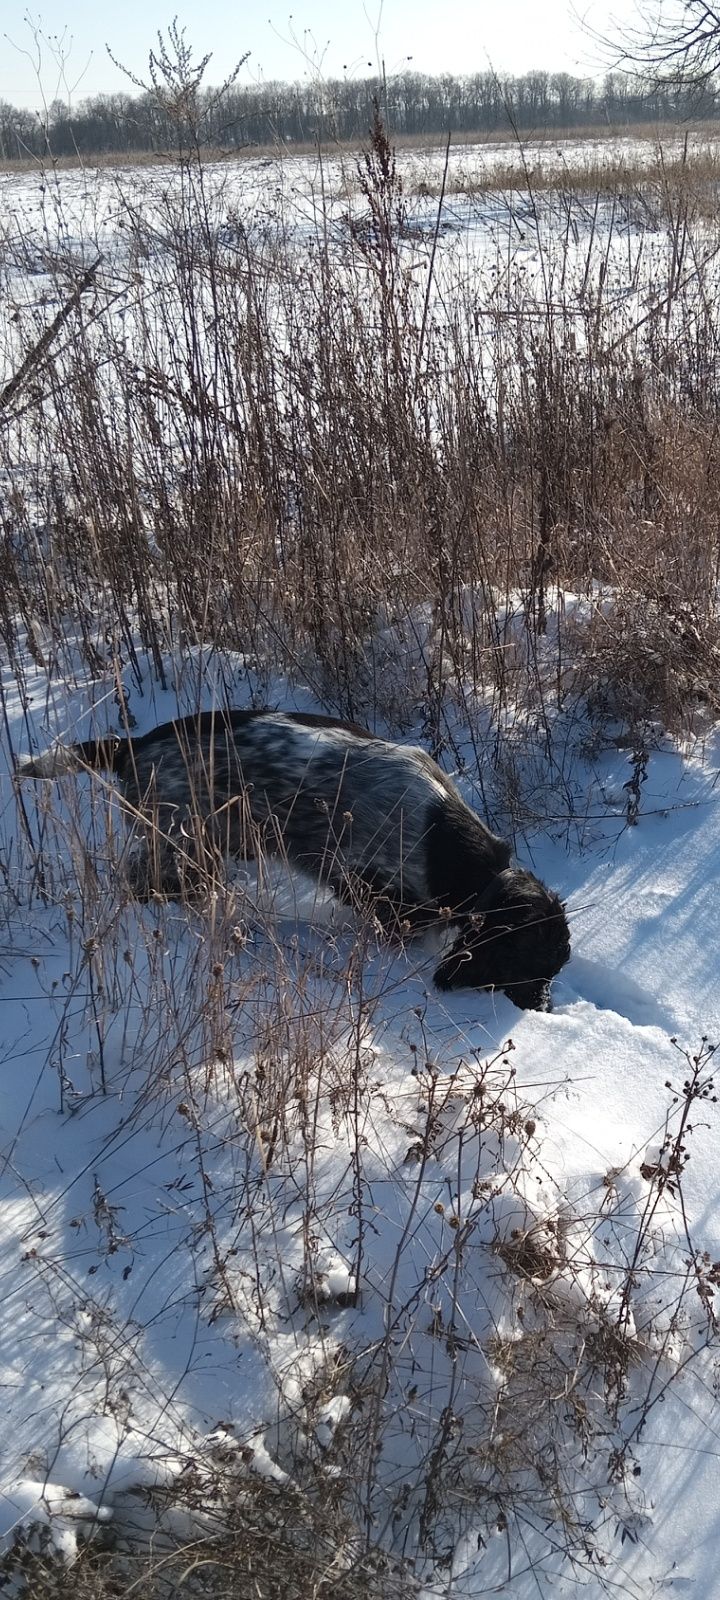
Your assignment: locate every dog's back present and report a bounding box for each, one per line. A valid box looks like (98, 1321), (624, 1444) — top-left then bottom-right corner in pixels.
(110, 710), (469, 901)
(18, 709), (490, 904)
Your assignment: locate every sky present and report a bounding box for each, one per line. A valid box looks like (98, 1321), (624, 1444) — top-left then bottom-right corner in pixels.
(0, 0), (627, 111)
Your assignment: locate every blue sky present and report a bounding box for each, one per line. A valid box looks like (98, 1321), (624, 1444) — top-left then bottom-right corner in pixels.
(1, 0), (621, 110)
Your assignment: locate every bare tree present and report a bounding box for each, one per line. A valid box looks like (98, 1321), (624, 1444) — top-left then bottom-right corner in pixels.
(609, 1), (720, 89)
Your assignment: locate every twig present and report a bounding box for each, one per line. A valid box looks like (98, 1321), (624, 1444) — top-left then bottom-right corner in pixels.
(0, 255), (102, 413)
(415, 128), (451, 399)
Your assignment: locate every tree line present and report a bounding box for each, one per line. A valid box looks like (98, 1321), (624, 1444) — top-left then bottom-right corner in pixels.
(0, 68), (716, 160)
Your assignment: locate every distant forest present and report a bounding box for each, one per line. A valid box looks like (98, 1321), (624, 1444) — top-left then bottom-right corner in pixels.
(0, 70), (716, 159)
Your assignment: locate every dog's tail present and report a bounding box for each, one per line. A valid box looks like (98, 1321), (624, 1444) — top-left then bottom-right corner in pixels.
(17, 736), (124, 780)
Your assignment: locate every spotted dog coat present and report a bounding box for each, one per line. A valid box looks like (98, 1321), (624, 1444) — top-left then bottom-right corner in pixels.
(18, 708), (570, 1010)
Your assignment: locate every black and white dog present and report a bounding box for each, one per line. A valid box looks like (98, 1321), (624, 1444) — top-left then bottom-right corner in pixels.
(18, 708), (570, 1010)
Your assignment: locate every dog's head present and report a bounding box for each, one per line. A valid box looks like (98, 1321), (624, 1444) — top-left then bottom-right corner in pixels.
(433, 868), (570, 1011)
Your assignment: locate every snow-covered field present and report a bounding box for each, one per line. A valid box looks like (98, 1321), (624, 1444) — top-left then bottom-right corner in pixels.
(2, 127), (718, 370)
(1, 141), (720, 1597)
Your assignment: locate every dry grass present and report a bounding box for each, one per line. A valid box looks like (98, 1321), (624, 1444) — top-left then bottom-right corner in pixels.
(4, 108), (720, 770)
(2, 1476), (420, 1598)
(408, 141), (720, 200)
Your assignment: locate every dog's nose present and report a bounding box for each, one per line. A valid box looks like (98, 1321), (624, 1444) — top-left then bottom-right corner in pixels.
(517, 983), (553, 1011)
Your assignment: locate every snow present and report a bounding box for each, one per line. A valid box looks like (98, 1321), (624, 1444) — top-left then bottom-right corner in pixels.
(0, 1481), (112, 1575)
(2, 131), (718, 397)
(0, 612), (718, 1597)
(1, 139), (720, 1595)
